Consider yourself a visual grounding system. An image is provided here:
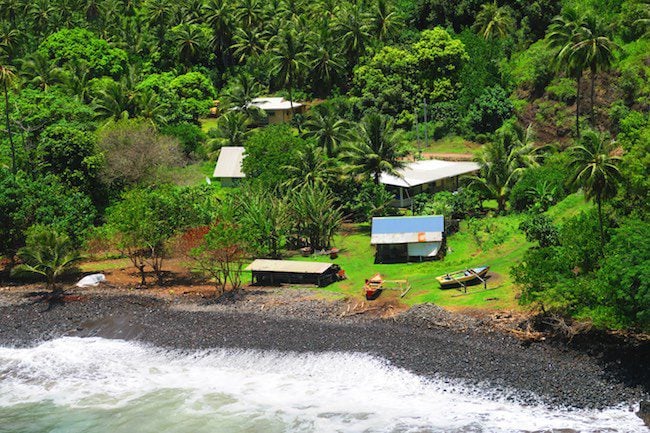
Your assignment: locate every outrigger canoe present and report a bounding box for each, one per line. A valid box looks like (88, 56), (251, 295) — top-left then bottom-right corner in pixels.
(436, 266), (489, 289)
(364, 273), (383, 300)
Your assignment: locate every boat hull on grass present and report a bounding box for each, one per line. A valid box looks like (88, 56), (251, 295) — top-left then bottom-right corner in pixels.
(436, 266), (489, 289)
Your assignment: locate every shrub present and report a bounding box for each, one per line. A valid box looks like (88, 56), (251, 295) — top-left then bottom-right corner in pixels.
(466, 86), (514, 134)
(509, 156), (569, 212)
(519, 214), (560, 247)
(161, 123), (207, 157)
(546, 78), (577, 103)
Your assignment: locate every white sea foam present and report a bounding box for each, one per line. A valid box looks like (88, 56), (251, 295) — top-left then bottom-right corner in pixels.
(0, 337), (645, 433)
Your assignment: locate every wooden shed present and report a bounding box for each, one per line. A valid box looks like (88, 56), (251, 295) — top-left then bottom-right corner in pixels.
(245, 259), (341, 287)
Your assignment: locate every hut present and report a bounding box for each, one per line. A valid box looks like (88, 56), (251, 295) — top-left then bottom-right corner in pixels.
(245, 259), (341, 287)
(371, 215), (445, 263)
(212, 146), (245, 186)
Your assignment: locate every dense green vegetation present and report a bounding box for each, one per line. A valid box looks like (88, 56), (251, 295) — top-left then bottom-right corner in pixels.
(0, 0), (648, 332)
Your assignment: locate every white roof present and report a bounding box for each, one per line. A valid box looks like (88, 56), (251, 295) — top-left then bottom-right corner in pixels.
(250, 97), (303, 111)
(380, 159), (480, 188)
(245, 259), (334, 274)
(213, 146), (245, 178)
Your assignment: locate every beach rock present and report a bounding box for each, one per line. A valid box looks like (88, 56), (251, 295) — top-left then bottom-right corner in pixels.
(637, 400), (650, 427)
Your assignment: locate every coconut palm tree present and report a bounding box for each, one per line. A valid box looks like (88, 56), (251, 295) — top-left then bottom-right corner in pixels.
(302, 106), (351, 157)
(547, 9), (586, 137)
(205, 0), (234, 67)
(473, 1), (515, 41)
(281, 143), (338, 189)
(334, 2), (371, 64)
(470, 123), (542, 213)
(208, 111), (250, 151)
(567, 130), (622, 254)
(222, 74), (266, 122)
(231, 27), (266, 64)
(0, 24), (21, 60)
(342, 113), (407, 184)
(270, 28), (308, 117)
(572, 16), (617, 125)
(20, 52), (64, 90)
(235, 0), (263, 28)
(13, 226), (82, 292)
(308, 33), (344, 97)
(0, 62), (16, 174)
(366, 0), (403, 42)
(174, 23), (206, 67)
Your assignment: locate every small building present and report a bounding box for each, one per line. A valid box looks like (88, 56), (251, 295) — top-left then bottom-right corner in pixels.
(249, 97), (306, 125)
(213, 146), (245, 186)
(371, 215), (445, 263)
(245, 259), (341, 287)
(380, 159), (480, 208)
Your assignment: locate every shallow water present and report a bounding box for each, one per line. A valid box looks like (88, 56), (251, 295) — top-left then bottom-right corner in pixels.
(0, 337), (645, 433)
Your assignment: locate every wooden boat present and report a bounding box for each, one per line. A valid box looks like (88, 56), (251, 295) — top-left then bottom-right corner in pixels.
(436, 266), (489, 289)
(364, 273), (383, 300)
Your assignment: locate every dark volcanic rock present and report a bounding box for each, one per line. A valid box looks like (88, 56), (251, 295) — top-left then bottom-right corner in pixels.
(0, 293), (648, 411)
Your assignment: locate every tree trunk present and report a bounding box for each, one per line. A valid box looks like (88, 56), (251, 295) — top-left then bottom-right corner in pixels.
(373, 171), (380, 184)
(590, 68), (596, 126)
(3, 81), (16, 175)
(137, 264), (146, 287)
(597, 193), (604, 257)
(575, 72), (582, 138)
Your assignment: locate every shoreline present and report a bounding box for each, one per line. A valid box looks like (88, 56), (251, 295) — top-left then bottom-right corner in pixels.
(0, 286), (648, 412)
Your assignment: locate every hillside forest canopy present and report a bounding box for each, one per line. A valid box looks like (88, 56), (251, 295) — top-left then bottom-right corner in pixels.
(0, 0), (648, 332)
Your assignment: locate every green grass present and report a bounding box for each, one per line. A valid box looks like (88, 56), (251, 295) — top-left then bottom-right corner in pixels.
(418, 136), (481, 155)
(199, 118), (219, 133)
(546, 192), (591, 222)
(287, 213), (530, 310)
(169, 161), (217, 186)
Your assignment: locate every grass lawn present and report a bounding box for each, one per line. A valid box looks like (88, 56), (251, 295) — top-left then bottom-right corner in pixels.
(290, 213), (530, 311)
(169, 161), (218, 186)
(418, 136), (482, 154)
(199, 117), (219, 133)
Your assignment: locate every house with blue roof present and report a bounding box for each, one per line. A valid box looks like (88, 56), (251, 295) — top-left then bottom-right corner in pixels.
(370, 215), (445, 262)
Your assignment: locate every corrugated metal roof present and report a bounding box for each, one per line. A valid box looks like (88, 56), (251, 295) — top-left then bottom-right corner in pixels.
(380, 159), (480, 188)
(372, 232), (443, 244)
(250, 97), (304, 111)
(245, 259), (334, 274)
(213, 146), (246, 178)
(371, 216), (445, 245)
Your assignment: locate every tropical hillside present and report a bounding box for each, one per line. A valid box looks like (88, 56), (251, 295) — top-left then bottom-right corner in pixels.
(0, 0), (648, 332)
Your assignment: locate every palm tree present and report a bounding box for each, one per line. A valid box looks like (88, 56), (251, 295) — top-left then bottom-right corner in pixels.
(231, 27), (266, 64)
(270, 28), (308, 118)
(144, 0), (173, 43)
(174, 23), (206, 67)
(281, 143), (338, 189)
(308, 34), (344, 97)
(205, 0), (234, 68)
(20, 52), (64, 90)
(222, 74), (266, 122)
(209, 111), (250, 151)
(0, 24), (21, 60)
(93, 80), (134, 121)
(0, 62), (16, 174)
(137, 90), (168, 126)
(473, 1), (515, 41)
(568, 131), (622, 254)
(572, 16), (617, 125)
(470, 124), (542, 213)
(342, 113), (407, 184)
(366, 0), (403, 42)
(547, 10), (586, 138)
(235, 0), (263, 28)
(28, 0), (56, 36)
(13, 226), (82, 292)
(334, 2), (371, 64)
(302, 106), (351, 157)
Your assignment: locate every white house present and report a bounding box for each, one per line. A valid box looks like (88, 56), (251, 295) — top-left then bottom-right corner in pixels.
(380, 159), (480, 207)
(248, 97), (306, 124)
